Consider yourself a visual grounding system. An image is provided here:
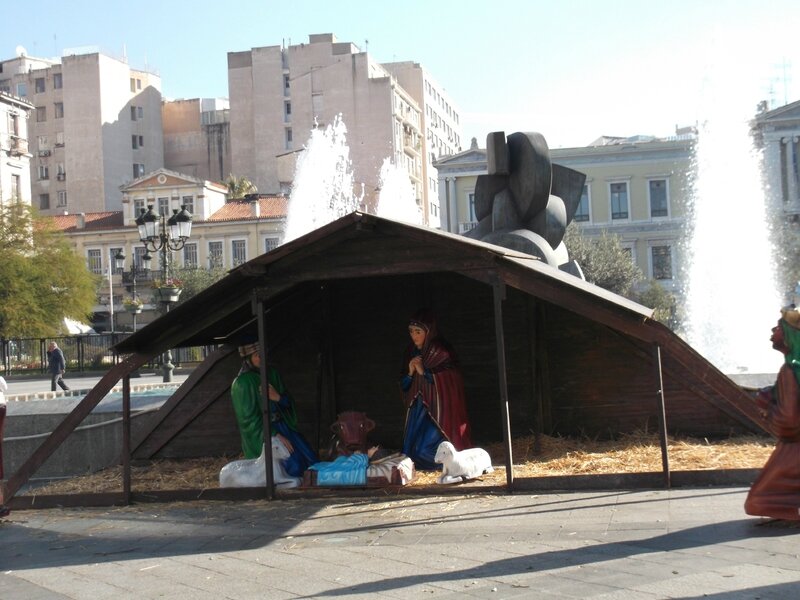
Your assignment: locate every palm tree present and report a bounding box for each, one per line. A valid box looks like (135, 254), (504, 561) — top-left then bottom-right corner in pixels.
(224, 174), (258, 200)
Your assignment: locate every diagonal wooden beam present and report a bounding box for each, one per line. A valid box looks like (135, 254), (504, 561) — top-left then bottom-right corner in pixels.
(1, 352), (151, 503)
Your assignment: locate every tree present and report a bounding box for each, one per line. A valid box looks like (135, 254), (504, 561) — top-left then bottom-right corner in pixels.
(563, 223), (642, 297)
(224, 174), (257, 200)
(0, 201), (97, 337)
(151, 265), (229, 315)
(635, 280), (683, 331)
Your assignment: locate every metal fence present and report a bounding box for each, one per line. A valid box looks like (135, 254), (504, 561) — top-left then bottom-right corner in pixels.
(0, 334), (214, 376)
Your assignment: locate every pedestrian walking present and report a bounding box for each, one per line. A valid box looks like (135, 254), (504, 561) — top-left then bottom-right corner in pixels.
(47, 341), (70, 392)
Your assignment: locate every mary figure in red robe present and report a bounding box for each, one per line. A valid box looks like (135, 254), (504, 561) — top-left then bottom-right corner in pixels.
(744, 306), (800, 522)
(400, 309), (472, 470)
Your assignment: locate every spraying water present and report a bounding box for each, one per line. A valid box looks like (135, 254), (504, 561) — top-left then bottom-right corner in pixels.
(683, 45), (782, 374)
(375, 158), (423, 225)
(283, 115), (364, 242)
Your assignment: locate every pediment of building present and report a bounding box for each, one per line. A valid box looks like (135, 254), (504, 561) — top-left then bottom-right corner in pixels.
(121, 168), (205, 193)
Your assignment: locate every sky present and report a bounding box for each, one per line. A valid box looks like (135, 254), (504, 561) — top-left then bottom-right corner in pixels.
(5, 0), (800, 149)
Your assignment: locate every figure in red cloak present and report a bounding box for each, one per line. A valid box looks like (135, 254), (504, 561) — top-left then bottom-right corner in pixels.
(744, 306), (800, 522)
(400, 309), (472, 470)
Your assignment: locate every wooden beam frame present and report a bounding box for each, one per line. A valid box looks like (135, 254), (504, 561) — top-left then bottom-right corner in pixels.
(493, 282), (514, 489)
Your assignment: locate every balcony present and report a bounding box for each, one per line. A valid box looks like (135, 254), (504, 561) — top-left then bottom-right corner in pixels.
(9, 136), (28, 156)
(56, 172), (66, 181)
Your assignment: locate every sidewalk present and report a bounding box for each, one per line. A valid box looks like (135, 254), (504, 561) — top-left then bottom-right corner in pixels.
(1, 487), (798, 599)
(2, 371), (190, 402)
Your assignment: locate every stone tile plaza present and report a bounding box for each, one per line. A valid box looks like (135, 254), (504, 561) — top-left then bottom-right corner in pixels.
(2, 488), (799, 599)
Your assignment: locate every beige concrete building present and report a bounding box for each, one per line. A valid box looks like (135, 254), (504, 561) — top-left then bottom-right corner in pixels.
(383, 61), (464, 227)
(162, 97), (231, 183)
(435, 132), (695, 291)
(228, 34), (424, 214)
(53, 193), (287, 331)
(0, 91), (34, 207)
(0, 49), (163, 216)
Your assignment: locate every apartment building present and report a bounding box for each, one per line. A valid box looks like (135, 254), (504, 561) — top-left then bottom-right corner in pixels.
(228, 34), (424, 215)
(0, 49), (163, 216)
(435, 132), (695, 290)
(163, 97), (231, 183)
(383, 61), (464, 227)
(0, 91), (34, 207)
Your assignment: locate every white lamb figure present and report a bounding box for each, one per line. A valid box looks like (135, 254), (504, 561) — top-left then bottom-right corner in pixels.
(219, 436), (301, 489)
(434, 441), (494, 484)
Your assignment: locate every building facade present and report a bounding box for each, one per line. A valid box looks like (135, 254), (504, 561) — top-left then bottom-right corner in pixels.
(0, 49), (163, 216)
(435, 132), (695, 291)
(227, 34), (424, 215)
(382, 61), (464, 227)
(0, 91), (34, 207)
(162, 97), (231, 183)
(754, 99), (800, 222)
(54, 191), (287, 331)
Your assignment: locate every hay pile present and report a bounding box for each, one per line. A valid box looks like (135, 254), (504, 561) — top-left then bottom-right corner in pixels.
(30, 432), (775, 495)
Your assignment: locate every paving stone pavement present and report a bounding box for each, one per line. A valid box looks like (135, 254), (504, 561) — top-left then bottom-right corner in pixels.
(1, 487), (799, 599)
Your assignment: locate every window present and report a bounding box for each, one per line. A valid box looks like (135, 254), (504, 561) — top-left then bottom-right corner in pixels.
(134, 246), (148, 270)
(467, 192), (476, 221)
(137, 78), (142, 90)
(57, 191), (67, 206)
(55, 131), (64, 147)
(36, 106), (46, 122)
(53, 73), (62, 89)
(38, 164), (49, 180)
(133, 198), (145, 218)
(130, 106), (137, 121)
(284, 101), (291, 122)
(208, 241), (223, 268)
(138, 135), (143, 147)
(283, 74), (290, 92)
(56, 163), (65, 178)
(137, 106), (144, 119)
(87, 249), (102, 275)
(649, 179), (668, 218)
(130, 78), (136, 93)
(39, 193), (50, 209)
(37, 135), (48, 149)
(574, 184), (590, 222)
(285, 128), (292, 149)
(157, 197), (169, 216)
(610, 182), (629, 220)
(232, 240), (247, 266)
(132, 135), (139, 149)
(133, 163), (145, 178)
(35, 77), (45, 93)
(181, 195), (194, 215)
(651, 245), (673, 280)
(54, 102), (63, 118)
(0, 79), (10, 93)
(264, 237), (279, 253)
(183, 243), (198, 268)
(110, 248), (123, 274)
(10, 113), (19, 136)
(16, 82), (27, 97)
(11, 174), (20, 200)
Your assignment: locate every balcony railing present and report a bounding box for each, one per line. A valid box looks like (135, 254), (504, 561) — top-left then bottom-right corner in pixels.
(9, 136), (28, 156)
(459, 221), (478, 234)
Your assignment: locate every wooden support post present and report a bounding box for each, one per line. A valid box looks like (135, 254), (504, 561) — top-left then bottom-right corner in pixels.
(653, 345), (671, 488)
(255, 293), (275, 500)
(122, 375), (131, 505)
(493, 282), (514, 490)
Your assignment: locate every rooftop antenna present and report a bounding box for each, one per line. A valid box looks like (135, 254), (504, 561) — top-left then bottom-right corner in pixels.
(365, 39), (369, 53)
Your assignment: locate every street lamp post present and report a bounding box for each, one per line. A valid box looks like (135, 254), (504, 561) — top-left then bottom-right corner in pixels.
(114, 249), (152, 333)
(135, 204), (193, 382)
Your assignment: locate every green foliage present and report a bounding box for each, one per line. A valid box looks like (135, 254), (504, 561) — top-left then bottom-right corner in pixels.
(563, 223), (643, 298)
(224, 174), (257, 200)
(151, 265), (228, 315)
(635, 280), (683, 331)
(0, 201), (97, 337)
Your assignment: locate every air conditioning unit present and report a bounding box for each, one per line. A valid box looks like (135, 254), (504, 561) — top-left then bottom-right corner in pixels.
(38, 149), (51, 157)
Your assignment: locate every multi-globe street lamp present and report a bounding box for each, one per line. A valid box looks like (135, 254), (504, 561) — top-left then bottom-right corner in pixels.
(134, 204), (193, 382)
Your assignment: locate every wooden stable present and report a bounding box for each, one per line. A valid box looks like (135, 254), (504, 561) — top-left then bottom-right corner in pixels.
(1, 212), (766, 507)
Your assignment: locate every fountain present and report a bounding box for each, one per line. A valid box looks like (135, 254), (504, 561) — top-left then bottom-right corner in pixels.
(283, 115), (364, 243)
(375, 158), (423, 225)
(683, 66), (783, 374)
